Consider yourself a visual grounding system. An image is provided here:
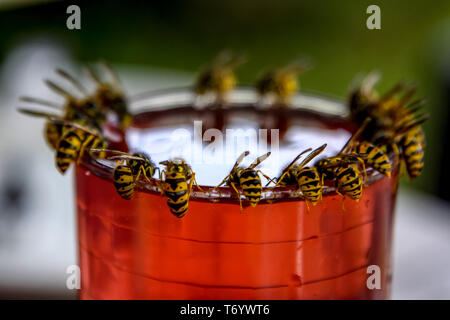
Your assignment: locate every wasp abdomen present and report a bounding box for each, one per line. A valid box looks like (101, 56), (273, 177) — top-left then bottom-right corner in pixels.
(336, 165), (363, 201)
(239, 170), (262, 207)
(402, 128), (425, 179)
(165, 175), (189, 218)
(113, 164), (135, 200)
(356, 141), (391, 177)
(297, 168), (322, 204)
(56, 130), (83, 174)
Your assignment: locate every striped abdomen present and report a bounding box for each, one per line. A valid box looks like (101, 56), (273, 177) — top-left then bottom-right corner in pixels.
(401, 127), (425, 179)
(55, 129), (83, 174)
(296, 167), (322, 205)
(239, 169), (262, 207)
(164, 171), (189, 218)
(113, 162), (135, 200)
(355, 141), (391, 177)
(45, 121), (63, 150)
(336, 164), (363, 201)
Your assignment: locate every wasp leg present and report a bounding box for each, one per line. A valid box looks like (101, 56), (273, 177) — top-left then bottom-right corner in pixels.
(230, 181), (243, 214)
(305, 200), (310, 213)
(77, 135), (95, 164)
(212, 174), (232, 194)
(189, 169), (204, 192)
(275, 171), (290, 187)
(335, 189), (346, 212)
(256, 170), (277, 186)
(139, 165), (153, 183)
(356, 157), (368, 186)
(188, 175), (195, 196)
(158, 170), (166, 195)
(392, 143), (401, 169)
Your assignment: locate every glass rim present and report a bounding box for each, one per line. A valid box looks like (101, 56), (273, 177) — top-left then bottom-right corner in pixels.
(79, 87), (391, 203)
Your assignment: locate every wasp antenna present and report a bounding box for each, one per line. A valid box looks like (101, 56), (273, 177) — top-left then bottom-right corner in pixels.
(379, 82), (405, 102)
(340, 117), (371, 154)
(85, 65), (103, 84)
(405, 105), (423, 115)
(20, 96), (62, 110)
(18, 108), (61, 119)
(399, 85), (417, 106)
(99, 61), (121, 87)
(45, 79), (74, 98)
(282, 148), (312, 173)
(299, 144), (327, 168)
(406, 98), (427, 110)
(249, 151), (271, 169)
(230, 151), (250, 172)
(56, 69), (88, 95)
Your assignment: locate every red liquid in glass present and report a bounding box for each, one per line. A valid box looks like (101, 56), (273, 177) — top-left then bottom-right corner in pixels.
(75, 100), (398, 299)
(76, 169), (397, 300)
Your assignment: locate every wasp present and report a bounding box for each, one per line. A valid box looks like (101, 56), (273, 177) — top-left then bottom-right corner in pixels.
(194, 51), (245, 102)
(375, 119), (426, 180)
(215, 151), (274, 212)
(19, 109), (107, 174)
(276, 144), (327, 210)
(348, 72), (381, 120)
(53, 68), (106, 127)
(313, 120), (373, 205)
(18, 113), (108, 174)
(400, 125), (425, 179)
(256, 60), (310, 105)
(371, 106), (427, 180)
(352, 141), (391, 177)
(86, 62), (132, 129)
(315, 155), (366, 203)
(159, 158), (201, 218)
(349, 73), (408, 130)
(54, 120), (107, 174)
(19, 69), (106, 149)
(91, 149), (158, 200)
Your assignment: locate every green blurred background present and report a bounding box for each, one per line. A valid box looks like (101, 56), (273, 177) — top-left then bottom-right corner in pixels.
(0, 0), (449, 199)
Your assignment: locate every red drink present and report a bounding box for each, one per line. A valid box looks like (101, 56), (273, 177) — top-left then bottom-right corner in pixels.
(75, 90), (398, 299)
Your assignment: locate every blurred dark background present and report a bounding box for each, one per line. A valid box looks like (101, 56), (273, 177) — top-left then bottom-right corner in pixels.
(0, 0), (449, 299)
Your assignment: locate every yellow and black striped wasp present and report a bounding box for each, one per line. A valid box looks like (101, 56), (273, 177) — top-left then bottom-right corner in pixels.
(159, 158), (202, 218)
(315, 156), (365, 204)
(86, 62), (132, 129)
(19, 69), (106, 149)
(275, 144), (327, 211)
(256, 60), (310, 105)
(18, 108), (107, 174)
(52, 68), (106, 128)
(91, 149), (159, 200)
(400, 125), (425, 179)
(314, 119), (373, 204)
(215, 151), (274, 212)
(54, 120), (107, 174)
(374, 115), (427, 180)
(195, 51), (246, 102)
